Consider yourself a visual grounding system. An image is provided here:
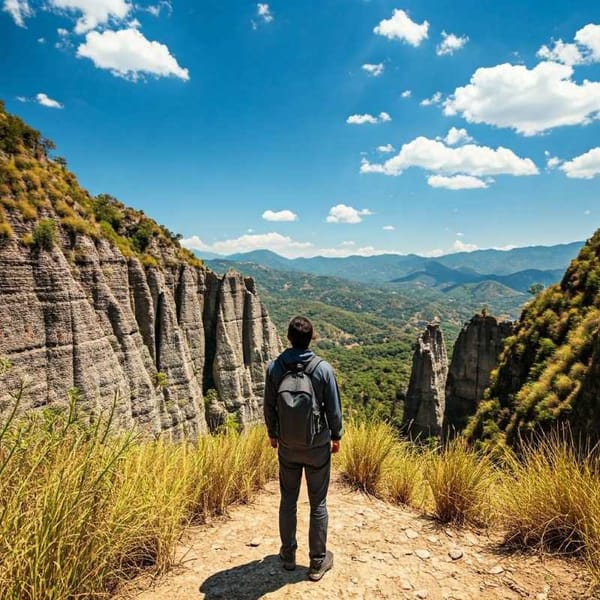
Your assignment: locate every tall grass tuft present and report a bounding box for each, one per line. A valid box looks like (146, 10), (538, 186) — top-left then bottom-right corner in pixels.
(381, 440), (425, 507)
(0, 390), (277, 600)
(498, 433), (599, 554)
(338, 420), (396, 494)
(424, 438), (496, 526)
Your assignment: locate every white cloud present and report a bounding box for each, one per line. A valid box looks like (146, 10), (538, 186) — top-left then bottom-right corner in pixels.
(37, 37), (45, 43)
(144, 1), (171, 17)
(373, 9), (429, 47)
(436, 31), (468, 56)
(401, 89), (412, 98)
(362, 62), (384, 77)
(576, 24), (600, 61)
(183, 232), (312, 258)
(456, 232), (464, 237)
(341, 240), (355, 246)
(16, 96), (27, 102)
(377, 143), (395, 153)
(546, 156), (561, 169)
(421, 248), (444, 258)
(427, 174), (488, 190)
(346, 111), (391, 125)
(536, 24), (600, 66)
(49, 0), (131, 34)
(257, 3), (273, 23)
(77, 28), (189, 81)
(444, 61), (600, 135)
(326, 204), (372, 224)
(360, 136), (538, 178)
(537, 40), (584, 66)
(420, 91), (442, 106)
(452, 239), (478, 253)
(383, 225), (395, 231)
(3, 0), (32, 27)
(560, 147), (600, 179)
(443, 127), (472, 145)
(36, 93), (63, 109)
(262, 209), (298, 222)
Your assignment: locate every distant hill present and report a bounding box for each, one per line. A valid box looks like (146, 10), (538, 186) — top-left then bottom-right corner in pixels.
(198, 242), (584, 285)
(391, 261), (565, 293)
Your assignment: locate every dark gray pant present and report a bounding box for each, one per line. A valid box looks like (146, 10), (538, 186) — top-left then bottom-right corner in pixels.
(278, 443), (331, 562)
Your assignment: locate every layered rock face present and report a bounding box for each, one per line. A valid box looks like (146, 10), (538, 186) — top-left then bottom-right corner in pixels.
(443, 314), (514, 435)
(402, 323), (448, 439)
(0, 234), (281, 440)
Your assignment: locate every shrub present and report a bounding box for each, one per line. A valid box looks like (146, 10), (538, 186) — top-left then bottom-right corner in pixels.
(381, 441), (424, 506)
(32, 218), (56, 250)
(0, 221), (13, 239)
(425, 438), (497, 526)
(338, 420), (396, 494)
(61, 215), (96, 237)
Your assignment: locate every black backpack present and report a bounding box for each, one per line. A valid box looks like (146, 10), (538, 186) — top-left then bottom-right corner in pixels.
(275, 355), (324, 447)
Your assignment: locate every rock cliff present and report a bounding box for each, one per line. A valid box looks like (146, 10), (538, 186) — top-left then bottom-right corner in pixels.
(402, 323), (448, 439)
(443, 314), (514, 435)
(0, 102), (282, 439)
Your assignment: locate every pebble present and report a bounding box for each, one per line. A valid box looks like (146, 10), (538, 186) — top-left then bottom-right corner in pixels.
(351, 577), (358, 585)
(415, 590), (429, 599)
(489, 565), (504, 575)
(448, 546), (464, 560)
(415, 549), (431, 560)
(427, 535), (440, 544)
(247, 538), (261, 547)
(405, 528), (419, 539)
(401, 580), (413, 590)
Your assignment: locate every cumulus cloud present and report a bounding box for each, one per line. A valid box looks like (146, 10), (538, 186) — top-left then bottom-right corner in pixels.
(3, 0), (31, 26)
(452, 239), (478, 252)
(537, 24), (600, 66)
(257, 3), (273, 23)
(560, 147), (600, 179)
(326, 204), (372, 224)
(373, 9), (429, 47)
(436, 31), (468, 56)
(360, 136), (537, 179)
(420, 91), (442, 106)
(262, 209), (298, 222)
(383, 225), (395, 231)
(36, 93), (63, 108)
(401, 90), (412, 98)
(537, 40), (584, 66)
(77, 28), (189, 81)
(546, 155), (561, 169)
(362, 62), (384, 77)
(443, 61), (600, 135)
(377, 143), (395, 153)
(346, 111), (391, 125)
(427, 174), (488, 190)
(49, 0), (132, 34)
(182, 232), (312, 257)
(443, 127), (472, 145)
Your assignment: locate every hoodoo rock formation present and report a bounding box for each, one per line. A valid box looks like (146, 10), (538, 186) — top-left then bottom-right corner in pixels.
(443, 314), (514, 435)
(0, 103), (282, 439)
(402, 323), (448, 439)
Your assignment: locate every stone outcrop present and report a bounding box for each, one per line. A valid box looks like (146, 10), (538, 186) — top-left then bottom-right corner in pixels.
(0, 233), (282, 440)
(402, 323), (448, 439)
(443, 314), (514, 436)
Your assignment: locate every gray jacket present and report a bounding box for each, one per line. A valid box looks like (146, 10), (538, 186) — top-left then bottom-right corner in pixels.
(263, 347), (343, 445)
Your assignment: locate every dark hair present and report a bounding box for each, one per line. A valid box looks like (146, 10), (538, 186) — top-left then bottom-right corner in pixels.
(287, 316), (314, 349)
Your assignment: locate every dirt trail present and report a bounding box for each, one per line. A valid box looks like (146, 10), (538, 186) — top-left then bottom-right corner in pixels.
(120, 476), (592, 600)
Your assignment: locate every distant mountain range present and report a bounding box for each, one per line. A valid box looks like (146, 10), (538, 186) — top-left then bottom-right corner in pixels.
(196, 241), (584, 287)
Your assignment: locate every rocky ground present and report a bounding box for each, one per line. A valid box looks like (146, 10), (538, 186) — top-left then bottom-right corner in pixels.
(118, 475), (594, 600)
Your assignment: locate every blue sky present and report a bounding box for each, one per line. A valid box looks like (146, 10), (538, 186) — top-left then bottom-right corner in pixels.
(1, 0), (599, 257)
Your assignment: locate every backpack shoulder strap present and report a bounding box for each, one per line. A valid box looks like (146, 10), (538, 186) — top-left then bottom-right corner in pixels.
(303, 355), (323, 377)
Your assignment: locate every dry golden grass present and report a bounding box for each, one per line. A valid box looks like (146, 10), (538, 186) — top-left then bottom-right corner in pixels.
(0, 392), (277, 600)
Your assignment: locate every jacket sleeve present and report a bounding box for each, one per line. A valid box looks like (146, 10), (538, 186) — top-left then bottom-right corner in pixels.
(263, 362), (278, 439)
(322, 363), (343, 441)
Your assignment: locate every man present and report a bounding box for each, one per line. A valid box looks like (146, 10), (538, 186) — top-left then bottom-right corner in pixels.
(263, 315), (343, 582)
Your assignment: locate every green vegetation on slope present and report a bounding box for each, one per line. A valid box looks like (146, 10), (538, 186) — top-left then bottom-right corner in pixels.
(466, 228), (600, 448)
(207, 259), (531, 427)
(0, 100), (201, 269)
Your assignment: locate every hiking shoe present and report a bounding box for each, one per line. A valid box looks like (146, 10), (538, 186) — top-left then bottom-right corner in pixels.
(279, 549), (296, 571)
(308, 550), (333, 581)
